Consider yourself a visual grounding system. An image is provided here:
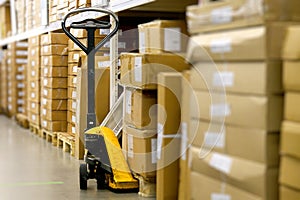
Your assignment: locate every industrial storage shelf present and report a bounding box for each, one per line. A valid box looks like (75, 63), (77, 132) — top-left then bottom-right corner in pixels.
(0, 0), (155, 46)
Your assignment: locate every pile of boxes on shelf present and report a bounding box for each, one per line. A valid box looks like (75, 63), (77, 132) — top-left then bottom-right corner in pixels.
(0, 3), (11, 39)
(0, 49), (8, 114)
(178, 0), (300, 199)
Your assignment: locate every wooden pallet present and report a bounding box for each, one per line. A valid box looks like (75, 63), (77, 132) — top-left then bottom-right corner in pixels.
(15, 114), (29, 129)
(40, 129), (58, 146)
(29, 123), (41, 135)
(133, 173), (156, 198)
(57, 132), (75, 156)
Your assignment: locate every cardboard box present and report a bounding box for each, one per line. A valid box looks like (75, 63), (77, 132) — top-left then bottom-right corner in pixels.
(28, 111), (40, 125)
(190, 120), (279, 166)
(28, 35), (40, 47)
(284, 92), (300, 122)
(122, 125), (157, 178)
(41, 77), (68, 88)
(283, 61), (300, 91)
(41, 32), (68, 45)
(120, 53), (190, 89)
(41, 119), (67, 132)
(190, 147), (278, 199)
(68, 99), (77, 113)
(41, 88), (67, 99)
(68, 86), (77, 100)
(187, 23), (294, 62)
(190, 90), (283, 131)
(41, 55), (68, 66)
(190, 172), (262, 200)
(131, 0), (196, 12)
(282, 26), (300, 60)
(281, 121), (300, 159)
(68, 37), (105, 51)
(41, 108), (67, 121)
(68, 75), (78, 88)
(40, 44), (68, 56)
(124, 87), (157, 129)
(280, 186), (300, 200)
(67, 122), (76, 135)
(28, 89), (40, 102)
(138, 20), (187, 53)
(41, 66), (68, 77)
(41, 98), (67, 110)
(68, 51), (84, 63)
(190, 61), (282, 95)
(280, 156), (300, 191)
(67, 110), (76, 125)
(28, 101), (40, 114)
(68, 64), (79, 76)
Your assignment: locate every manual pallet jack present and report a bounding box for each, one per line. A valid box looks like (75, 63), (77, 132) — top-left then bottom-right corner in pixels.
(61, 8), (138, 191)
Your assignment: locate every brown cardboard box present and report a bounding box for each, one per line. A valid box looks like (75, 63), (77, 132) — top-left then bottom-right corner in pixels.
(68, 86), (77, 100)
(138, 20), (187, 53)
(41, 119), (67, 132)
(28, 111), (40, 125)
(68, 75), (78, 88)
(41, 32), (68, 45)
(68, 37), (104, 51)
(28, 35), (40, 47)
(124, 87), (157, 129)
(40, 44), (68, 56)
(41, 108), (67, 121)
(122, 125), (157, 178)
(68, 51), (84, 63)
(190, 90), (283, 131)
(283, 61), (300, 91)
(68, 99), (77, 113)
(67, 110), (76, 125)
(41, 88), (67, 99)
(284, 92), (300, 122)
(41, 77), (68, 88)
(280, 186), (300, 200)
(68, 64), (78, 76)
(281, 121), (300, 159)
(41, 55), (68, 66)
(280, 156), (300, 191)
(190, 120), (279, 166)
(41, 98), (67, 111)
(28, 101), (40, 114)
(28, 89), (40, 102)
(190, 172), (261, 200)
(41, 66), (68, 77)
(120, 53), (190, 89)
(282, 26), (300, 60)
(190, 147), (278, 199)
(67, 122), (76, 135)
(190, 61), (282, 95)
(28, 80), (39, 90)
(70, 29), (106, 38)
(187, 23), (294, 62)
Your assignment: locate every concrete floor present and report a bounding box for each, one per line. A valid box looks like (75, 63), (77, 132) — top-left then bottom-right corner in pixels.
(0, 115), (152, 200)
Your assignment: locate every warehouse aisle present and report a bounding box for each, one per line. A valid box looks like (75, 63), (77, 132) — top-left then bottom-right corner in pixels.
(0, 116), (147, 200)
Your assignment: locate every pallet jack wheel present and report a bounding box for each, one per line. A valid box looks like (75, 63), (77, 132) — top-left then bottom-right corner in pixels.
(97, 172), (106, 190)
(80, 163), (88, 190)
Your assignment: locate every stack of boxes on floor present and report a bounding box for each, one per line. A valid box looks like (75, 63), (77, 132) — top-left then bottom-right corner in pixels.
(0, 49), (8, 114)
(27, 36), (41, 127)
(177, 0), (300, 199)
(40, 32), (68, 134)
(280, 26), (300, 199)
(120, 20), (189, 198)
(6, 41), (28, 118)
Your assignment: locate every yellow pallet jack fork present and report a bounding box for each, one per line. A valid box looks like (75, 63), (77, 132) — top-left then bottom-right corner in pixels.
(61, 8), (138, 191)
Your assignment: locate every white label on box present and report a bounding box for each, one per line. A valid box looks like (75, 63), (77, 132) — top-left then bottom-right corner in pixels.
(157, 123), (163, 160)
(211, 193), (231, 200)
(181, 122), (188, 160)
(164, 27), (181, 52)
(72, 126), (76, 134)
(16, 42), (28, 48)
(31, 60), (35, 66)
(98, 61), (110, 68)
(209, 153), (232, 174)
(43, 79), (48, 86)
(72, 66), (78, 73)
(7, 59), (11, 64)
(74, 43), (79, 50)
(31, 93), (35, 98)
(125, 89), (132, 114)
(211, 6), (233, 24)
(43, 57), (49, 65)
(104, 41), (110, 48)
(213, 72), (234, 87)
(18, 91), (25, 97)
(17, 83), (25, 88)
(43, 89), (48, 96)
(16, 50), (28, 56)
(17, 99), (24, 104)
(42, 98), (47, 105)
(31, 103), (35, 109)
(31, 49), (35, 56)
(31, 70), (36, 77)
(72, 115), (76, 123)
(204, 130), (225, 148)
(42, 120), (47, 127)
(127, 134), (133, 158)
(44, 67), (49, 75)
(16, 59), (27, 64)
(151, 138), (157, 164)
(43, 46), (49, 53)
(210, 38), (232, 53)
(8, 105), (12, 110)
(139, 32), (145, 53)
(72, 101), (76, 109)
(18, 107), (24, 113)
(210, 104), (231, 117)
(100, 29), (109, 35)
(118, 42), (126, 49)
(8, 97), (12, 102)
(73, 53), (79, 60)
(134, 57), (142, 82)
(18, 66), (24, 72)
(72, 91), (77, 98)
(73, 77), (77, 84)
(31, 82), (35, 88)
(42, 108), (46, 115)
(32, 115), (36, 121)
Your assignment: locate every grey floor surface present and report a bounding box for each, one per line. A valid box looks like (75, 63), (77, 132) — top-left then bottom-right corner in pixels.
(0, 115), (153, 200)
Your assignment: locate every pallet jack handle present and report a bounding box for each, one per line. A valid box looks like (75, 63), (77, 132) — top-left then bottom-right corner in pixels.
(61, 8), (119, 130)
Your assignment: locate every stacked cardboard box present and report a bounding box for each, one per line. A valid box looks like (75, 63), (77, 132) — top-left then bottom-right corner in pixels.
(25, 0), (45, 30)
(49, 0), (57, 23)
(56, 0), (69, 22)
(15, 0), (26, 34)
(40, 32), (68, 132)
(27, 36), (41, 126)
(6, 41), (28, 118)
(0, 49), (8, 114)
(0, 4), (11, 39)
(280, 26), (300, 200)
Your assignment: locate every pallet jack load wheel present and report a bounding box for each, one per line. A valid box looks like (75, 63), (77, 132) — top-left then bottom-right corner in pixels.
(97, 172), (106, 190)
(80, 163), (88, 190)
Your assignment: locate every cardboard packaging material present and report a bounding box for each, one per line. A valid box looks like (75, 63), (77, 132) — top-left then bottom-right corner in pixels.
(28, 90), (40, 102)
(190, 119), (279, 166)
(190, 61), (282, 95)
(28, 111), (40, 125)
(68, 87), (77, 100)
(68, 75), (78, 88)
(120, 53), (190, 89)
(67, 110), (76, 125)
(41, 88), (67, 99)
(190, 90), (283, 131)
(28, 101), (40, 114)
(187, 23), (294, 62)
(68, 64), (79, 76)
(41, 77), (67, 88)
(124, 87), (157, 129)
(41, 44), (68, 56)
(41, 98), (67, 111)
(282, 26), (300, 60)
(41, 55), (68, 66)
(122, 125), (157, 178)
(280, 156), (300, 191)
(68, 51), (85, 63)
(68, 99), (77, 113)
(41, 32), (68, 45)
(41, 66), (68, 77)
(280, 186), (300, 200)
(41, 120), (67, 132)
(138, 20), (187, 54)
(190, 147), (278, 199)
(28, 35), (40, 47)
(41, 108), (67, 121)
(67, 123), (76, 135)
(190, 172), (261, 200)
(70, 28), (106, 38)
(284, 92), (300, 122)
(281, 121), (300, 159)
(283, 61), (300, 91)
